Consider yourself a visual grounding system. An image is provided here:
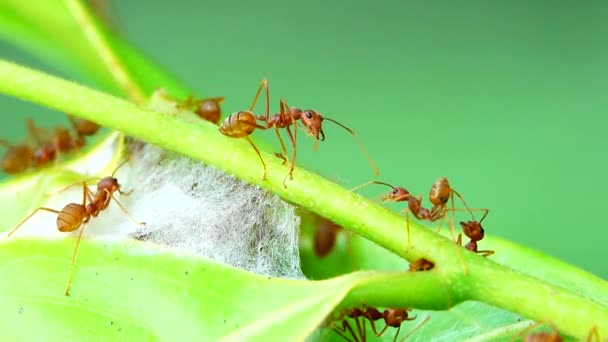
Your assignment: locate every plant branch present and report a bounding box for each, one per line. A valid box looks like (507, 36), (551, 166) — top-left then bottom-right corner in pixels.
(0, 59), (606, 339)
(63, 0), (145, 103)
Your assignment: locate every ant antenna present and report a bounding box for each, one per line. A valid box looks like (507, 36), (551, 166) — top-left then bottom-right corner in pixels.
(323, 117), (380, 176)
(350, 180), (395, 192)
(111, 157), (131, 177)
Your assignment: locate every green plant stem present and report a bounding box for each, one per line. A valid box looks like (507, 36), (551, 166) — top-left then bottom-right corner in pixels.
(63, 0), (145, 103)
(0, 60), (606, 339)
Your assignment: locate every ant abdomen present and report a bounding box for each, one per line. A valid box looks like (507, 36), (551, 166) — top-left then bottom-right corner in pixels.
(429, 177), (451, 207)
(219, 111), (257, 137)
(57, 203), (86, 232)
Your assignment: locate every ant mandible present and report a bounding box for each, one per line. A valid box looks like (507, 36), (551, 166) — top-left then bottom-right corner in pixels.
(219, 79), (380, 187)
(5, 159), (145, 296)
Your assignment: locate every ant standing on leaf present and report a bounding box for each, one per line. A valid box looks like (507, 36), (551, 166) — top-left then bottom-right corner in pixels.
(330, 306), (430, 342)
(219, 79), (380, 188)
(5, 159), (145, 296)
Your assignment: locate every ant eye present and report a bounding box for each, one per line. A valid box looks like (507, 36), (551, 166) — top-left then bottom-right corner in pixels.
(392, 189), (399, 195)
(305, 112), (313, 119)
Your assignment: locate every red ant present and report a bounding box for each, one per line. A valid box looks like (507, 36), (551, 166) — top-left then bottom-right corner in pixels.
(219, 79), (379, 187)
(351, 178), (481, 248)
(331, 306), (430, 342)
(5, 159), (145, 296)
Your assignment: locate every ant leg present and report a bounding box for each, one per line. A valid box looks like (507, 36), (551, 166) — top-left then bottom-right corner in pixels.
(406, 210), (411, 250)
(273, 126), (289, 166)
(434, 206), (448, 235)
(451, 190), (476, 221)
(332, 320), (360, 342)
(244, 136), (267, 180)
(352, 316), (365, 342)
(587, 325), (600, 342)
(477, 250), (495, 257)
(46, 178), (101, 197)
(6, 207), (61, 237)
(65, 221), (86, 296)
(398, 208), (412, 250)
(26, 118), (45, 145)
(282, 124), (297, 188)
(249, 79), (269, 120)
(392, 325), (402, 342)
(397, 316), (431, 342)
(456, 233), (463, 246)
(274, 152), (288, 165)
(110, 194), (146, 226)
(273, 99), (292, 168)
(446, 207), (490, 223)
(448, 194), (457, 241)
(64, 181), (94, 296)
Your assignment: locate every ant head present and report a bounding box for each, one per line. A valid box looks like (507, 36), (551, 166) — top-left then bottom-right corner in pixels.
(459, 220), (484, 241)
(383, 308), (411, 326)
(299, 110), (325, 141)
(383, 187), (409, 202)
(98, 176), (120, 193)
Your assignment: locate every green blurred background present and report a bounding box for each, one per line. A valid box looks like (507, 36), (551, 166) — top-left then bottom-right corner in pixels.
(0, 1), (606, 279)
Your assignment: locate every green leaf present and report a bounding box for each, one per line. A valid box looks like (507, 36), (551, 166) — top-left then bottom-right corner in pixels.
(0, 0), (190, 98)
(0, 238), (454, 341)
